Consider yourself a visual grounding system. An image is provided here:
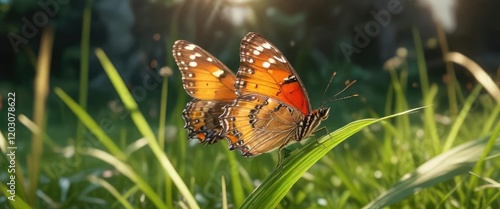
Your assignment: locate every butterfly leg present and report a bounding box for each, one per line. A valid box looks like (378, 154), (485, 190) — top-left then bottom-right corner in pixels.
(275, 138), (293, 169)
(311, 126), (331, 148)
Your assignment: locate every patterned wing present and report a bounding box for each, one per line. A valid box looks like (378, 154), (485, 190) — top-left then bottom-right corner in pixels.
(182, 99), (228, 143)
(173, 40), (236, 143)
(237, 32), (311, 115)
(173, 40), (236, 100)
(220, 94), (305, 156)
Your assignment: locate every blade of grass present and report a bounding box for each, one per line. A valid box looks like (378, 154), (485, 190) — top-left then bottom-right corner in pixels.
(87, 175), (134, 209)
(226, 148), (245, 207)
(423, 84), (440, 154)
(436, 21), (458, 116)
(240, 107), (426, 209)
(221, 176), (228, 209)
(363, 136), (500, 209)
(28, 27), (53, 206)
(446, 52), (500, 105)
(76, 0), (92, 145)
(481, 104), (500, 135)
(388, 69), (410, 140)
(383, 85), (395, 162)
(466, 115), (500, 206)
(84, 148), (166, 208)
(0, 133), (27, 205)
(413, 27), (430, 99)
(111, 186), (140, 208)
(157, 78), (169, 150)
(157, 68), (170, 206)
(54, 88), (126, 160)
(18, 114), (63, 152)
(0, 182), (31, 209)
(95, 48), (199, 209)
(322, 155), (367, 204)
(442, 85), (482, 151)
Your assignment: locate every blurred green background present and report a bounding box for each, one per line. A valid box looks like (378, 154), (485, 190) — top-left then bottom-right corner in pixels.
(1, 0), (499, 208)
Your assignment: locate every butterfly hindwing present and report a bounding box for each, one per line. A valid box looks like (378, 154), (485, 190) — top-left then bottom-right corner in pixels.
(173, 40), (237, 143)
(182, 99), (228, 143)
(221, 94), (305, 156)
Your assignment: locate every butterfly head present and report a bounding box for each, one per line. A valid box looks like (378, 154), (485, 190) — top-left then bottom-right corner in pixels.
(315, 107), (331, 121)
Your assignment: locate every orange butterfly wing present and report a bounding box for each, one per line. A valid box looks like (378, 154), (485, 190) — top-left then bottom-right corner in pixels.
(221, 33), (328, 156)
(173, 40), (236, 143)
(236, 32), (312, 115)
(221, 94), (306, 156)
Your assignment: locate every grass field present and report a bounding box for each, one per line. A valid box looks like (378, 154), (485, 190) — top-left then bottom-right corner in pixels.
(1, 3), (500, 208)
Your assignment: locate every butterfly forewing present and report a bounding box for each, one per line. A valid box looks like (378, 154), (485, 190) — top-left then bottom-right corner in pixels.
(237, 32), (311, 115)
(220, 32), (329, 157)
(173, 40), (236, 100)
(173, 40), (237, 144)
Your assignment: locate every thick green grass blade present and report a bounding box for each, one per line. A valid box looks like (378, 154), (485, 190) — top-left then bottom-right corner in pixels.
(240, 107), (425, 209)
(95, 48), (199, 209)
(226, 149), (245, 207)
(0, 183), (31, 209)
(76, 0), (92, 147)
(54, 88), (126, 160)
(466, 117), (500, 205)
(364, 136), (500, 209)
(443, 85), (483, 151)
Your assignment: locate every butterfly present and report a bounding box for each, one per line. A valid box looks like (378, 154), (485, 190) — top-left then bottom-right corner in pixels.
(172, 40), (237, 144)
(220, 32), (331, 157)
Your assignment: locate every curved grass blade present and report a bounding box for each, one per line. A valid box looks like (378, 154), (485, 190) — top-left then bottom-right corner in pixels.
(87, 175), (134, 209)
(85, 148), (166, 208)
(54, 88), (126, 160)
(240, 107), (426, 209)
(95, 48), (199, 209)
(363, 136), (500, 209)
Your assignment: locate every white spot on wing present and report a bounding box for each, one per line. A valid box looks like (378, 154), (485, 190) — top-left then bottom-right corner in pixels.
(268, 58), (276, 64)
(253, 50), (260, 55)
(212, 69), (225, 77)
(262, 42), (271, 49)
(189, 62), (197, 67)
(207, 57), (213, 62)
(274, 55), (287, 63)
(176, 52), (181, 56)
(256, 46), (264, 51)
(194, 53), (201, 57)
(248, 58), (254, 63)
(189, 55), (196, 60)
(262, 62), (270, 68)
(185, 44), (196, 50)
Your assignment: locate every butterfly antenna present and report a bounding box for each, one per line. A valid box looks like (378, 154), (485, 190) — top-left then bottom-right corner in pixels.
(321, 72), (337, 101)
(327, 93), (359, 103)
(334, 80), (357, 98)
(321, 79), (358, 107)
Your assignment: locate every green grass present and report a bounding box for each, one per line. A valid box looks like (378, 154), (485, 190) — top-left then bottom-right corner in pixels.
(2, 16), (500, 209)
